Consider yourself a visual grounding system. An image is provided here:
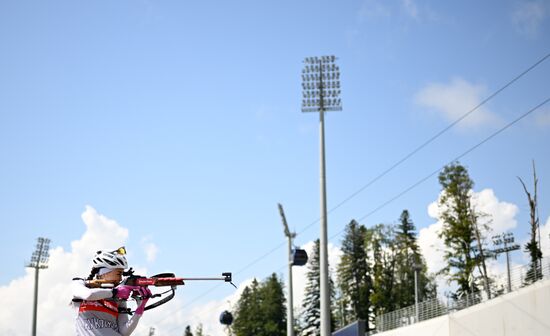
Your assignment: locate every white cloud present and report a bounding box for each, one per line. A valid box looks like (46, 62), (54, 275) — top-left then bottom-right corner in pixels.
(418, 188), (519, 296)
(0, 206), (130, 336)
(512, 0), (547, 38)
(141, 237), (159, 263)
(471, 189), (518, 233)
(0, 206), (250, 336)
(415, 78), (500, 129)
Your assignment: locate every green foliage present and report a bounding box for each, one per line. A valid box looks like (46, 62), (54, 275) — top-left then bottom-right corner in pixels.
(337, 220), (372, 330)
(368, 214), (435, 317)
(369, 223), (397, 316)
(524, 241), (543, 283)
(194, 324), (205, 336)
(438, 162), (485, 298)
(394, 210), (436, 308)
(261, 274), (287, 336)
(232, 274), (286, 336)
(184, 325), (193, 336)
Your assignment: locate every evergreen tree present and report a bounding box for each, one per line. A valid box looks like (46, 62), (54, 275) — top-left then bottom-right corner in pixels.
(337, 220), (372, 330)
(301, 240), (321, 336)
(184, 325), (194, 336)
(259, 273), (287, 336)
(232, 275), (286, 336)
(368, 217), (436, 318)
(232, 279), (262, 336)
(369, 224), (398, 316)
(438, 162), (490, 298)
(194, 324), (205, 336)
(394, 210), (435, 308)
(300, 239), (337, 336)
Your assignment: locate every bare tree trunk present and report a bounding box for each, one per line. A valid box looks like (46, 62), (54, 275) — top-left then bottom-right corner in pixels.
(518, 160), (541, 283)
(470, 209), (491, 299)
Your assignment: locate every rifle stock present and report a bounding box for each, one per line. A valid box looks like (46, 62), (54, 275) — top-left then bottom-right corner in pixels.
(85, 279), (118, 288)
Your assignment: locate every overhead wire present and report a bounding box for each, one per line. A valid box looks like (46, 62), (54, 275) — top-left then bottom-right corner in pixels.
(157, 95), (550, 335)
(149, 52), (550, 333)
(353, 97), (549, 224)
(298, 51), (550, 235)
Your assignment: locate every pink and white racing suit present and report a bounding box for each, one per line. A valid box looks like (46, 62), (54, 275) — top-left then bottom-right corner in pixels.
(71, 279), (143, 336)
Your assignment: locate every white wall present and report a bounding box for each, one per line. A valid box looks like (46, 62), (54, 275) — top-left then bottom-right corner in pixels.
(374, 279), (550, 336)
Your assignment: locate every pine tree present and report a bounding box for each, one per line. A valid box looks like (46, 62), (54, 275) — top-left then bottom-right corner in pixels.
(259, 273), (287, 336)
(184, 325), (194, 336)
(232, 279), (262, 336)
(300, 239), (337, 336)
(301, 240), (321, 336)
(337, 220), (372, 330)
(394, 210), (435, 308)
(233, 275), (287, 336)
(194, 324), (205, 336)
(369, 223), (398, 316)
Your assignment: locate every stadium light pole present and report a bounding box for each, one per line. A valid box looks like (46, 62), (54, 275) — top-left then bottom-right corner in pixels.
(301, 55), (342, 336)
(413, 261), (422, 323)
(27, 237), (51, 336)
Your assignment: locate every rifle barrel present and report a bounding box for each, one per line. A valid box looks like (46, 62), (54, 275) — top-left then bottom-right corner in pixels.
(181, 277), (226, 281)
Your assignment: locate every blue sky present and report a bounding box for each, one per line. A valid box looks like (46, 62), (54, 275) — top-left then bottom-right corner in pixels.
(1, 0), (549, 335)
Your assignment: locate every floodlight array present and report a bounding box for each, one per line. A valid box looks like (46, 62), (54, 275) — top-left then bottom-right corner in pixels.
(491, 232), (520, 255)
(28, 237), (51, 269)
(301, 55), (342, 112)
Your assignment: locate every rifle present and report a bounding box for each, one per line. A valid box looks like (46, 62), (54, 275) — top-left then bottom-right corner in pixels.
(85, 270), (236, 312)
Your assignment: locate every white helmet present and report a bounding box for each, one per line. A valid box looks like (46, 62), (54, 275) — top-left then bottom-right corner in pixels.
(92, 247), (128, 270)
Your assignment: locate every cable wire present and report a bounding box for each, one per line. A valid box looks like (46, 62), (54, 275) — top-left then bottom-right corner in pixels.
(153, 96), (549, 335)
(301, 52), (550, 235)
(351, 96), (550, 229)
(148, 50), (549, 332)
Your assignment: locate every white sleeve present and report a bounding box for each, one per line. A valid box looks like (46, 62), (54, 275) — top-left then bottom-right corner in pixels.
(71, 279), (113, 301)
(118, 301), (142, 336)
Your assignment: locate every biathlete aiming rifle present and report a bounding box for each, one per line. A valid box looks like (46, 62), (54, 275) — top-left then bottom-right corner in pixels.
(86, 269), (236, 312)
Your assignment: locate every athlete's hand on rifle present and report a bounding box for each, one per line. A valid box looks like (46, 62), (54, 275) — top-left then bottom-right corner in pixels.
(133, 286), (152, 315)
(112, 285), (141, 300)
(133, 286), (152, 300)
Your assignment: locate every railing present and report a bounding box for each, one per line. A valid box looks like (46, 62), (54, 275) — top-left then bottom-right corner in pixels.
(374, 257), (550, 333)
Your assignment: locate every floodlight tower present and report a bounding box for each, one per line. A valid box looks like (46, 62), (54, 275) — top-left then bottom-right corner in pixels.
(301, 55), (342, 336)
(27, 237), (51, 336)
(492, 232), (520, 292)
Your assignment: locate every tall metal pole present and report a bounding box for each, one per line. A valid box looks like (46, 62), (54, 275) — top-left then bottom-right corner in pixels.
(32, 266), (40, 336)
(492, 232), (519, 293)
(505, 248), (512, 292)
(279, 204), (296, 336)
(287, 234), (295, 336)
(27, 237), (50, 336)
(301, 56), (341, 336)
(319, 106), (331, 336)
(414, 268), (419, 323)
